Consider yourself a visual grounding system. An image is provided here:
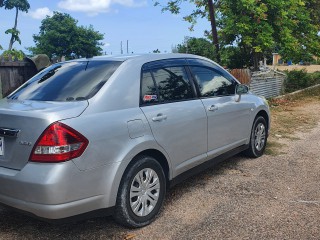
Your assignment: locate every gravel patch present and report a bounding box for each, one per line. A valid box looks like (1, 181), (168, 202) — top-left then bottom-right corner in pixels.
(0, 108), (319, 239)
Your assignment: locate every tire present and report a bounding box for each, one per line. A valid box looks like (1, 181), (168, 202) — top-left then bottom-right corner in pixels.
(244, 116), (268, 158)
(113, 155), (166, 228)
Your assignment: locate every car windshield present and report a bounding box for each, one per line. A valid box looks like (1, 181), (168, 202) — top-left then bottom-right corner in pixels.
(7, 60), (122, 101)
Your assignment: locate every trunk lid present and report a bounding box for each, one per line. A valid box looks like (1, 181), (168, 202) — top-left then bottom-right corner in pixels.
(0, 99), (88, 170)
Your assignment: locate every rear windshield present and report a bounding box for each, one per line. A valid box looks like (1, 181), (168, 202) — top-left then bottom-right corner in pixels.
(7, 60), (122, 101)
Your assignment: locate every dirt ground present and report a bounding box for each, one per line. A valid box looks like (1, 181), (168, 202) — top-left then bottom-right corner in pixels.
(0, 102), (319, 240)
(274, 65), (320, 73)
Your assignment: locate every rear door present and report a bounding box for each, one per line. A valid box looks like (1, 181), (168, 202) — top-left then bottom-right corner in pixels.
(188, 59), (252, 158)
(140, 59), (207, 176)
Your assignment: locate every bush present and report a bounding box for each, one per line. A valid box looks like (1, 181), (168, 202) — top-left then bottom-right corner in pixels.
(310, 72), (320, 86)
(1, 49), (25, 61)
(284, 69), (320, 93)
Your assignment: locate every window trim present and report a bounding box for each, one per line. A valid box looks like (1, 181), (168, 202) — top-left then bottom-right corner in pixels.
(139, 57), (241, 106)
(140, 63), (198, 107)
(187, 65), (238, 99)
(186, 58), (240, 84)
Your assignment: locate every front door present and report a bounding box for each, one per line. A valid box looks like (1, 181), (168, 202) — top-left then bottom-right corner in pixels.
(189, 65), (252, 157)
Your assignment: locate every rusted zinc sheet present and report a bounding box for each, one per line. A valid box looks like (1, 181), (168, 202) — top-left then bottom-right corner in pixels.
(230, 69), (252, 85)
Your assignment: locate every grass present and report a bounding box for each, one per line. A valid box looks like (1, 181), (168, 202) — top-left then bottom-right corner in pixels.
(264, 141), (286, 156)
(265, 85), (320, 155)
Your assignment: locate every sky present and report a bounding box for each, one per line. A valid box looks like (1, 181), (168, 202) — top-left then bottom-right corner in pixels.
(0, 0), (210, 55)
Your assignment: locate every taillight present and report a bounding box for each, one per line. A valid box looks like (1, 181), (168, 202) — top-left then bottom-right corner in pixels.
(30, 122), (89, 163)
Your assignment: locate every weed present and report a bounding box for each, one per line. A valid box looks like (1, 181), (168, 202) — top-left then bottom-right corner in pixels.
(267, 85), (320, 154)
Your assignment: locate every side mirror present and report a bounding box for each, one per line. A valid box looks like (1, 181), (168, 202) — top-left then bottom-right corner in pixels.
(235, 84), (249, 102)
(236, 84), (249, 95)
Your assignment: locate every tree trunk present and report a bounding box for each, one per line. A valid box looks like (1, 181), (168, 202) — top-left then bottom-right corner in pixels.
(8, 7), (19, 51)
(253, 51), (260, 71)
(207, 0), (220, 63)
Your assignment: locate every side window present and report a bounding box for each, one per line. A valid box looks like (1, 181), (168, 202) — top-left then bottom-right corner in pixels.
(141, 66), (194, 105)
(141, 70), (158, 104)
(190, 66), (236, 97)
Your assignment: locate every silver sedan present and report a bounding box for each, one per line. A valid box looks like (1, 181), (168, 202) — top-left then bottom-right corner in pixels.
(0, 54), (269, 227)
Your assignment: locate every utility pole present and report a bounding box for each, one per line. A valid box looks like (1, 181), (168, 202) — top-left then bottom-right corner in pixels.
(121, 41), (123, 54)
(127, 40), (129, 54)
(184, 36), (190, 54)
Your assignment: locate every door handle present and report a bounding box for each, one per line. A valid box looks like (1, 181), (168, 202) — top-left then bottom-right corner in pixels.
(152, 114), (167, 122)
(208, 105), (219, 112)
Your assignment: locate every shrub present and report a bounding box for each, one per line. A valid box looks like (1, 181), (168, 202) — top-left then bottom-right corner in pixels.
(1, 49), (25, 61)
(310, 72), (320, 86)
(283, 69), (320, 93)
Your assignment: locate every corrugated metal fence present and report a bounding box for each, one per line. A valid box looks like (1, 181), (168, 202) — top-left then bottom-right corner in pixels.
(250, 71), (286, 98)
(230, 69), (287, 98)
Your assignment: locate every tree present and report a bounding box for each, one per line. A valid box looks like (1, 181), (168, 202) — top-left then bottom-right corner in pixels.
(29, 12), (104, 60)
(175, 37), (216, 60)
(218, 0), (274, 70)
(72, 25), (104, 58)
(219, 0), (320, 69)
(157, 0), (320, 70)
(306, 0), (320, 29)
(154, 0), (221, 62)
(1, 0), (30, 50)
(220, 46), (251, 69)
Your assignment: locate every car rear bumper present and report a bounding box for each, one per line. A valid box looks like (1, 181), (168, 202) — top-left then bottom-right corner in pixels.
(0, 193), (107, 219)
(0, 161), (121, 219)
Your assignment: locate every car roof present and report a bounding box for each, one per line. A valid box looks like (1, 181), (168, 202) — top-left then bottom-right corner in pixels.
(85, 53), (208, 63)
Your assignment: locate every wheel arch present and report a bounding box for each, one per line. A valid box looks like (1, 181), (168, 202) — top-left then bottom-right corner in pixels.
(120, 149), (171, 191)
(133, 149), (170, 182)
(256, 109), (270, 133)
(108, 146), (171, 207)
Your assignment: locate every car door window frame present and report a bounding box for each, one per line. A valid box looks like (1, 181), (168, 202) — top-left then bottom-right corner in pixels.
(186, 60), (238, 99)
(140, 59), (198, 106)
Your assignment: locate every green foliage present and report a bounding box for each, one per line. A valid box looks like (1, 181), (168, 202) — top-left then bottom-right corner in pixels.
(220, 0), (320, 67)
(5, 28), (21, 44)
(28, 12), (104, 59)
(1, 49), (25, 60)
(154, 0), (220, 62)
(1, 0), (29, 11)
(306, 0), (320, 29)
(154, 0), (208, 31)
(176, 38), (254, 69)
(176, 37), (216, 60)
(157, 0), (320, 69)
(220, 46), (251, 69)
(72, 25), (104, 58)
(153, 49), (161, 53)
(284, 69), (320, 93)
